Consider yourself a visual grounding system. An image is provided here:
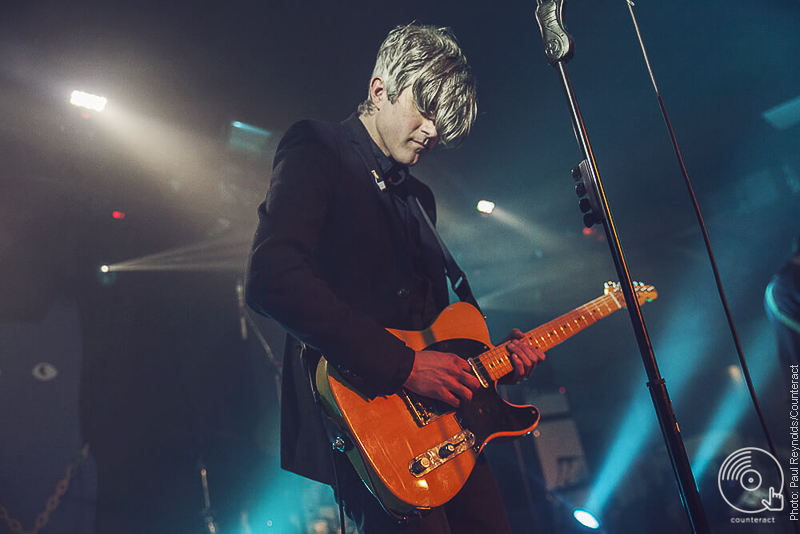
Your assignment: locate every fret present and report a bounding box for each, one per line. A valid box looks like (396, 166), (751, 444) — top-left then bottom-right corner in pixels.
(476, 347), (513, 382)
(467, 283), (656, 384)
(606, 290), (622, 309)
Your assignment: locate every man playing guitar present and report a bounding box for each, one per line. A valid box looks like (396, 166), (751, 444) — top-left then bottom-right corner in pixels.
(245, 23), (544, 533)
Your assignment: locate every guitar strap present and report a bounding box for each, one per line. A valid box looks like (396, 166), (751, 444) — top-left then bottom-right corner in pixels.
(410, 196), (483, 315)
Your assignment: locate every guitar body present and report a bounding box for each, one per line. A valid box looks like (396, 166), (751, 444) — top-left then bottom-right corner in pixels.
(316, 302), (540, 514)
(315, 283), (658, 514)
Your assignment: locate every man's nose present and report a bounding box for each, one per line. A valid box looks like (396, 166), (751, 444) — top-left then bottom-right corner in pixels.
(421, 117), (438, 139)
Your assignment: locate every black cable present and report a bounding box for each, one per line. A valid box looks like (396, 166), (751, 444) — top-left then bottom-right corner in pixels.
(624, 0), (783, 490)
(330, 452), (348, 534)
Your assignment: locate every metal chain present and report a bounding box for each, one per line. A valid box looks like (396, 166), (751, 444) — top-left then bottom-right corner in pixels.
(0, 443), (90, 534)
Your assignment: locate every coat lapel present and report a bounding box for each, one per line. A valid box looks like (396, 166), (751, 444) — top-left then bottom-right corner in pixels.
(340, 114), (414, 288)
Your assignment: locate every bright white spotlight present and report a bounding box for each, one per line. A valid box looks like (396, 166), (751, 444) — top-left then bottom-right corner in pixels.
(573, 509), (601, 530)
(477, 200), (495, 214)
(726, 364), (743, 383)
(70, 90), (107, 112)
(99, 265), (110, 273)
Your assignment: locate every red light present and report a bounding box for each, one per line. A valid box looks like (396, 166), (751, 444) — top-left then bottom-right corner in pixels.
(582, 227), (593, 236)
(558, 386), (566, 394)
(112, 211), (125, 219)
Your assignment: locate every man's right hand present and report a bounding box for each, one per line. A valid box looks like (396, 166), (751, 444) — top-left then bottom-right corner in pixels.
(403, 350), (481, 407)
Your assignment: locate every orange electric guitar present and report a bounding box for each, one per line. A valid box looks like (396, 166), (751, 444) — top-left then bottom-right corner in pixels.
(316, 281), (657, 515)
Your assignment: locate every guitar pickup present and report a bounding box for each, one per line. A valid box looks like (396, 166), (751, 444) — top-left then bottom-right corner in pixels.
(408, 430), (475, 478)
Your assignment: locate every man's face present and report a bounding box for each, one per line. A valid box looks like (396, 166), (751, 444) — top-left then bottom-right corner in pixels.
(373, 84), (438, 166)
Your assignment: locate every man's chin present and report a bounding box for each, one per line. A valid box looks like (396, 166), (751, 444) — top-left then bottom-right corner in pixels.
(398, 152), (422, 166)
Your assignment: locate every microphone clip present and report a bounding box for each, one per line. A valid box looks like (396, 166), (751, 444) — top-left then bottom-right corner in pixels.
(535, 0), (575, 66)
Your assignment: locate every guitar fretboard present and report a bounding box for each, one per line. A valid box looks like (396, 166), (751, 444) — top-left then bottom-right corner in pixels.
(469, 290), (633, 383)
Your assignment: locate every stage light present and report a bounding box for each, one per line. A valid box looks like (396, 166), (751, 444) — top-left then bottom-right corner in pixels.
(584, 277), (723, 515)
(726, 364), (742, 384)
(97, 265), (117, 287)
(229, 120), (273, 155)
(691, 321), (776, 480)
(583, 400), (651, 514)
(112, 211), (126, 219)
(477, 200), (495, 214)
(70, 90), (107, 112)
(573, 509), (601, 529)
(763, 93), (800, 130)
(100, 236), (251, 273)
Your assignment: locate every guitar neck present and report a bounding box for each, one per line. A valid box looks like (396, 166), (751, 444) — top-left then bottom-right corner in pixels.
(472, 292), (628, 383)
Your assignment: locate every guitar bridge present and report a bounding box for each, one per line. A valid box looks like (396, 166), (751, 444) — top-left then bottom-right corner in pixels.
(408, 429), (475, 478)
(400, 390), (448, 427)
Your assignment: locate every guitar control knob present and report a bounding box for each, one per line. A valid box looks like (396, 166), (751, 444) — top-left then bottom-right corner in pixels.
(438, 444), (456, 458)
(410, 457), (431, 475)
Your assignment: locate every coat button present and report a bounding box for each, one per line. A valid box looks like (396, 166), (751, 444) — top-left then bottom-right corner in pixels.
(397, 288), (410, 298)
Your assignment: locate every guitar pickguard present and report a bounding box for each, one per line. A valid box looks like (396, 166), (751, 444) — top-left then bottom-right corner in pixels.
(425, 338), (540, 450)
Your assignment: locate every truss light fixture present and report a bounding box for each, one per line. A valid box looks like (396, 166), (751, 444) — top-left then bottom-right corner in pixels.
(477, 200), (496, 214)
(573, 509), (601, 530)
(70, 90), (107, 112)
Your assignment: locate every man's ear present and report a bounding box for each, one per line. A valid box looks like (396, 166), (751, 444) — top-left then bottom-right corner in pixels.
(369, 77), (386, 110)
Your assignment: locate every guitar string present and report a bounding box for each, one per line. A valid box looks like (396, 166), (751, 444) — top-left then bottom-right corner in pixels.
(476, 286), (654, 382)
(466, 292), (625, 383)
(467, 286), (653, 384)
(464, 286), (653, 383)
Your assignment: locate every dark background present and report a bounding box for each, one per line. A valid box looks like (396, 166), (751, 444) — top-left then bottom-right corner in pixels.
(1, 0), (798, 532)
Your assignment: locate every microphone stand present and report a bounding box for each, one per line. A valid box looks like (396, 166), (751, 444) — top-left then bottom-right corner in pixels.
(533, 1), (710, 532)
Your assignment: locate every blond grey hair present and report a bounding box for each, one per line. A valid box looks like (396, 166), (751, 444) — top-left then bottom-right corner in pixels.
(358, 23), (477, 147)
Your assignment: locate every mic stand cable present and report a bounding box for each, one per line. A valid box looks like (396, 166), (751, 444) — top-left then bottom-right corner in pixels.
(624, 0), (779, 462)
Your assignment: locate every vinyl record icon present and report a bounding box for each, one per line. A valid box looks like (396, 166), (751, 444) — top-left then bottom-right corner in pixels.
(718, 447), (784, 513)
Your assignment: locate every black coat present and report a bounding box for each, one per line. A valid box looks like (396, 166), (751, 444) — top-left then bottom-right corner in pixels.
(245, 114), (448, 483)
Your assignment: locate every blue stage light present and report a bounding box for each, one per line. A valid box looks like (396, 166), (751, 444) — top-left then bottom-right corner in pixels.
(691, 320), (776, 480)
(573, 508), (601, 529)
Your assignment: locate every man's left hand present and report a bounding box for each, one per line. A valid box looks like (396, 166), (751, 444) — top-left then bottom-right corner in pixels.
(498, 328), (545, 385)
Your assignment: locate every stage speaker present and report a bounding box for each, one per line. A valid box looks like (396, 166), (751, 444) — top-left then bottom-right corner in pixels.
(528, 389), (589, 492)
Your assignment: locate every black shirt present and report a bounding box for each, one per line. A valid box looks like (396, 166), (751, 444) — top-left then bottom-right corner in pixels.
(368, 138), (440, 330)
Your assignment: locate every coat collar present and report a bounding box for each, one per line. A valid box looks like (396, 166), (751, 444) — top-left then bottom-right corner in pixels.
(341, 112), (391, 192)
(341, 113), (409, 188)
